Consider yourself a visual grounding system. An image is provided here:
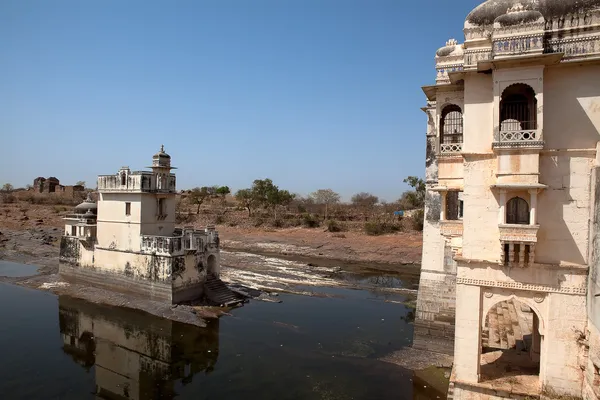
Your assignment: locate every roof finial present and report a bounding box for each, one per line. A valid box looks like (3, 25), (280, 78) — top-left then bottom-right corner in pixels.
(160, 144), (165, 153)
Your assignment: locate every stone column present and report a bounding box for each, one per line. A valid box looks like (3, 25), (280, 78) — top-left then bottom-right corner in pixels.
(519, 242), (526, 267)
(440, 191), (447, 221)
(499, 190), (506, 225)
(529, 189), (538, 225)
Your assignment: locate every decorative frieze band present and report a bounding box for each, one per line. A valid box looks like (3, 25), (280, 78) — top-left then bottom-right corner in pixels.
(464, 49), (492, 67)
(493, 34), (544, 56)
(456, 277), (586, 295)
(546, 35), (600, 60)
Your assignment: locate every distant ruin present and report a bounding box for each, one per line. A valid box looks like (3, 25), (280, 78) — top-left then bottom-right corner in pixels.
(32, 176), (85, 198)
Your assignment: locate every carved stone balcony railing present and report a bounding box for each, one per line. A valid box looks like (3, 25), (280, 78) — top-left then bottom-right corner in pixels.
(141, 227), (219, 256)
(440, 220), (463, 237)
(141, 235), (184, 256)
(493, 130), (544, 149)
(499, 224), (539, 268)
(440, 143), (463, 155)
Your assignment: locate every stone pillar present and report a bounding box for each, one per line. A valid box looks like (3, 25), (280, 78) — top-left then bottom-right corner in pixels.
(508, 243), (515, 264)
(529, 189), (538, 225)
(499, 190), (506, 225)
(453, 283), (482, 382)
(440, 191), (447, 221)
(519, 242), (525, 268)
(530, 313), (541, 362)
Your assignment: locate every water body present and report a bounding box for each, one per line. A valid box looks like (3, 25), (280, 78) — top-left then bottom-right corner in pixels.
(0, 278), (444, 399)
(0, 260), (38, 277)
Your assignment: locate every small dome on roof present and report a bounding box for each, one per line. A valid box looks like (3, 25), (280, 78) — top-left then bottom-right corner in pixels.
(153, 144), (171, 159)
(75, 193), (97, 213)
(436, 39), (464, 57)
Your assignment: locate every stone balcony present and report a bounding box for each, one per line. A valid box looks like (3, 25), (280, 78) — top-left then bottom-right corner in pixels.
(141, 227), (219, 256)
(440, 220), (463, 237)
(499, 224), (539, 268)
(498, 224), (539, 243)
(141, 235), (185, 256)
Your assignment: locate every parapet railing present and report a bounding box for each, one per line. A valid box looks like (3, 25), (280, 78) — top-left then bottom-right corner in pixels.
(493, 129), (544, 148)
(97, 173), (176, 193)
(439, 142), (463, 155)
(141, 235), (184, 255)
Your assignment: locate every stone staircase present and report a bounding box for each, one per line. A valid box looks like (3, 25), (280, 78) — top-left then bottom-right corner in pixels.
(204, 273), (242, 306)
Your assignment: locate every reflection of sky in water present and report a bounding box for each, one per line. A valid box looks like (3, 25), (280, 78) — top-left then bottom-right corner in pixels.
(0, 281), (444, 400)
(0, 260), (38, 277)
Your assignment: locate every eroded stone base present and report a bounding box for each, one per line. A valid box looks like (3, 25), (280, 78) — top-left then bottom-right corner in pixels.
(59, 263), (174, 303)
(413, 270), (456, 354)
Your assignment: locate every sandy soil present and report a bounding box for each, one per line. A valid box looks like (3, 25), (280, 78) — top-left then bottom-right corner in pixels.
(217, 226), (422, 265)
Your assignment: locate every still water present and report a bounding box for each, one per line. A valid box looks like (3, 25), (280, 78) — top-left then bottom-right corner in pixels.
(0, 281), (444, 400)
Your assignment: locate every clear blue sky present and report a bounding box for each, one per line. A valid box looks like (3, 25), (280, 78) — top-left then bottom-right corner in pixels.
(1, 0), (481, 202)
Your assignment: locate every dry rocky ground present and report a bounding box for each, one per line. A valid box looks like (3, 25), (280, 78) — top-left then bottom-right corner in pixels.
(0, 202), (423, 266)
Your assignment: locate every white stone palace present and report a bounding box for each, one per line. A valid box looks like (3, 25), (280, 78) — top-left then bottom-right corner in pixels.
(414, 0), (600, 398)
(59, 146), (222, 304)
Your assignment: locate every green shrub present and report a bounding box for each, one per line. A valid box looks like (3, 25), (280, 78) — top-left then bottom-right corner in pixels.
(302, 213), (320, 228)
(326, 219), (344, 233)
(271, 219), (284, 228)
(364, 221), (402, 236)
(215, 215), (226, 224)
(253, 218), (265, 227)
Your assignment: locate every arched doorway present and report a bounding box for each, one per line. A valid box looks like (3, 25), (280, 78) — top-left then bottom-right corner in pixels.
(480, 299), (541, 392)
(207, 255), (217, 276)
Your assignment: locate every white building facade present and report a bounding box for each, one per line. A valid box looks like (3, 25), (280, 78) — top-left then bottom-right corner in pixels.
(415, 1), (600, 398)
(59, 146), (221, 304)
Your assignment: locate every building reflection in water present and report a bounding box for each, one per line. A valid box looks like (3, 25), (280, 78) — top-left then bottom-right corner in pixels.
(58, 296), (219, 399)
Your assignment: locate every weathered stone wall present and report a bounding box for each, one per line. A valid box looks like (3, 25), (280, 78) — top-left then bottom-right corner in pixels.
(413, 101), (458, 355)
(584, 163), (600, 400)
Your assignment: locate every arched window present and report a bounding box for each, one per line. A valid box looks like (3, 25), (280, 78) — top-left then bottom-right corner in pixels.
(440, 105), (463, 144)
(500, 84), (537, 131)
(506, 197), (530, 225)
(120, 173), (126, 186)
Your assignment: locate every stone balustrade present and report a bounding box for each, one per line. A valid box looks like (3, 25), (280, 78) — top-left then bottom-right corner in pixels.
(97, 173), (176, 193)
(493, 130), (544, 149)
(141, 235), (184, 256)
(440, 142), (463, 155)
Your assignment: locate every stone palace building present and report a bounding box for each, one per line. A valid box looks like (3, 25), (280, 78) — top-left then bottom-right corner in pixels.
(414, 0), (600, 398)
(59, 146), (222, 304)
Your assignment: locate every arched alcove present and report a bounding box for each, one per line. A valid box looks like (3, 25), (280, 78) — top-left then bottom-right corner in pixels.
(207, 255), (217, 276)
(500, 83), (538, 132)
(480, 297), (542, 392)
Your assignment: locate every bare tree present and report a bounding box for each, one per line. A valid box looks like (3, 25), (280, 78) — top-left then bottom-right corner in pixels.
(1, 183), (14, 192)
(310, 189), (340, 220)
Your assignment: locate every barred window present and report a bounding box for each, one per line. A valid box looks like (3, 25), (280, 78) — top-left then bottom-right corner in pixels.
(440, 105), (463, 145)
(500, 84), (537, 131)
